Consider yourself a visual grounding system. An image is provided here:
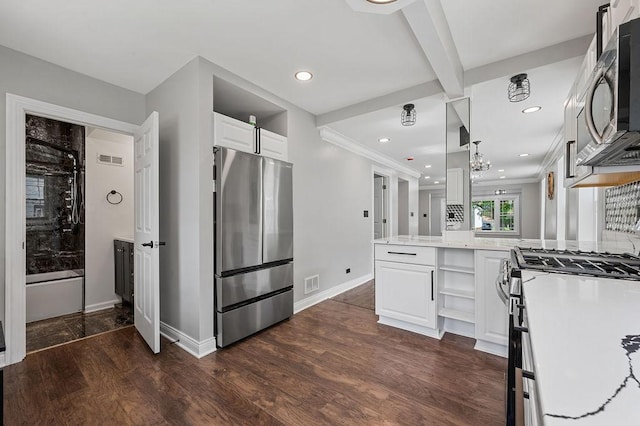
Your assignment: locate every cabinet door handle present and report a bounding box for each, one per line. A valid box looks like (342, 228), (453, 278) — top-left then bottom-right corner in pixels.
(387, 251), (416, 256)
(431, 270), (434, 301)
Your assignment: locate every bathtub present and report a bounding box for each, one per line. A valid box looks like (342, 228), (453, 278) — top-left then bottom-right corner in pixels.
(26, 269), (84, 323)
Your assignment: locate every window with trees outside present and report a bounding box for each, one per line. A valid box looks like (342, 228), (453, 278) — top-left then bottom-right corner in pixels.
(472, 195), (519, 234)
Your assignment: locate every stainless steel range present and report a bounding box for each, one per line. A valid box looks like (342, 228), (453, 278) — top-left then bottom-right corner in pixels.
(498, 247), (640, 426)
(513, 247), (640, 280)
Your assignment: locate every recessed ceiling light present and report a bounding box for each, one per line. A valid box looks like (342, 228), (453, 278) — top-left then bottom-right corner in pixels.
(294, 71), (313, 81)
(500, 176), (506, 179)
(424, 164), (432, 168)
(434, 181), (439, 184)
(424, 176), (430, 179)
(366, 0), (397, 3)
(519, 153), (529, 157)
(522, 106), (542, 114)
(498, 169), (505, 172)
(378, 137), (390, 143)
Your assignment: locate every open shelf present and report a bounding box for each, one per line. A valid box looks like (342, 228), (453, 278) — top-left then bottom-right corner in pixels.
(439, 265), (475, 274)
(439, 288), (475, 299)
(439, 308), (474, 323)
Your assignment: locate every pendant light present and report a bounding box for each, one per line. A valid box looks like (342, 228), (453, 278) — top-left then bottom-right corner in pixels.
(508, 73), (530, 102)
(401, 104), (416, 126)
(470, 140), (491, 179)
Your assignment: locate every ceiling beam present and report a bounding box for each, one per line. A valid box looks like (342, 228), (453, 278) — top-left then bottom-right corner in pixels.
(402, 0), (464, 99)
(316, 35), (590, 127)
(465, 35), (592, 86)
(315, 80), (443, 127)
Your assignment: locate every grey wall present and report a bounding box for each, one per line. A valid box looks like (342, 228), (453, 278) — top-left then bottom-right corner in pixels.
(473, 182), (541, 239)
(0, 44), (145, 326)
(398, 179), (409, 235)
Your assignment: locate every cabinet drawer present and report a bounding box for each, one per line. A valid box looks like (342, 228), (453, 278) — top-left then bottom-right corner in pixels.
(375, 245), (435, 265)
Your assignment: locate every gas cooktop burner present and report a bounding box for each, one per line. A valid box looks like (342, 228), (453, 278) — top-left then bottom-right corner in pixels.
(513, 247), (640, 280)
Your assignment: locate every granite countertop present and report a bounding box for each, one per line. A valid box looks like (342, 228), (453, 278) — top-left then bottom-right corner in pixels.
(522, 271), (640, 425)
(373, 235), (637, 254)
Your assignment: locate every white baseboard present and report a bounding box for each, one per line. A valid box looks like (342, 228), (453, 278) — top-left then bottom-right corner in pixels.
(378, 316), (444, 340)
(0, 352), (5, 368)
(84, 298), (121, 313)
(294, 273), (373, 314)
(160, 321), (217, 359)
(474, 339), (508, 358)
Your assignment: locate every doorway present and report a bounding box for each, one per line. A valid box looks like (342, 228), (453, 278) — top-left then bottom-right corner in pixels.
(373, 173), (389, 239)
(5, 94), (160, 365)
(24, 116), (136, 353)
(397, 178), (409, 235)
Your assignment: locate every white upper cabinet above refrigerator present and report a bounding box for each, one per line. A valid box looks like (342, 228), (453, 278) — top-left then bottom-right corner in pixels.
(213, 112), (288, 162)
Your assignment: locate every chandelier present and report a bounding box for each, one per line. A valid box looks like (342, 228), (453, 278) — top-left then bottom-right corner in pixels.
(401, 103), (416, 126)
(470, 140), (491, 179)
(508, 73), (530, 102)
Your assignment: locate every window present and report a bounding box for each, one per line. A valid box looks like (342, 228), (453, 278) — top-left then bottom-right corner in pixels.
(26, 175), (46, 219)
(473, 195), (519, 234)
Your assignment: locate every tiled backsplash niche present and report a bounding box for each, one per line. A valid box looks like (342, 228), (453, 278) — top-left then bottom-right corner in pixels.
(605, 180), (640, 233)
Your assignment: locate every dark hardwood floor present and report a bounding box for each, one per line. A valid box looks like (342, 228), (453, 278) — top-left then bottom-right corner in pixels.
(4, 294), (506, 425)
(331, 279), (374, 311)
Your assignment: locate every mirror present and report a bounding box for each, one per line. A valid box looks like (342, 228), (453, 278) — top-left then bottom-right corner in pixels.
(445, 98), (471, 231)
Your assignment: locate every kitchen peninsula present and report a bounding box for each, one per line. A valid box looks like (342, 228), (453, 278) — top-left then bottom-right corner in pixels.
(373, 235), (633, 356)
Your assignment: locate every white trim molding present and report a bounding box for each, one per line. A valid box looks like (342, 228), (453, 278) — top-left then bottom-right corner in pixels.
(0, 352), (6, 368)
(294, 273), (373, 314)
(5, 93), (138, 366)
(319, 127), (421, 179)
(160, 322), (217, 359)
(84, 299), (122, 314)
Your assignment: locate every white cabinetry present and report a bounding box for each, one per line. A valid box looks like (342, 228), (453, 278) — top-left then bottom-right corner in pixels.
(437, 248), (475, 338)
(474, 250), (509, 356)
(213, 112), (288, 161)
(446, 168), (463, 205)
(374, 245), (439, 338)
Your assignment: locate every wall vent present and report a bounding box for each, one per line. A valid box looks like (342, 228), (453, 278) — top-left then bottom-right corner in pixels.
(97, 154), (124, 167)
(304, 275), (320, 294)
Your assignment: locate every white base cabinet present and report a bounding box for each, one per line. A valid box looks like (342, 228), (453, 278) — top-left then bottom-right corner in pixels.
(375, 261), (436, 329)
(374, 243), (509, 357)
(374, 245), (439, 338)
(474, 250), (509, 355)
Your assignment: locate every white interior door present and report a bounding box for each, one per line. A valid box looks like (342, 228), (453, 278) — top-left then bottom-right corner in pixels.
(134, 111), (160, 353)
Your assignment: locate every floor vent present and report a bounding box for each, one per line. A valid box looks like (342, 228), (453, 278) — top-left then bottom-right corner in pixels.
(304, 275), (320, 294)
(97, 154), (124, 166)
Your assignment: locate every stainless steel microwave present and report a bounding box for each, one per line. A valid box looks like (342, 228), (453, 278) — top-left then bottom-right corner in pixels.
(566, 17), (640, 187)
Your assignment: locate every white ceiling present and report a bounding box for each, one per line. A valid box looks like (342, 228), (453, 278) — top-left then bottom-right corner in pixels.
(0, 0), (607, 182)
(0, 0), (435, 115)
(441, 0), (606, 70)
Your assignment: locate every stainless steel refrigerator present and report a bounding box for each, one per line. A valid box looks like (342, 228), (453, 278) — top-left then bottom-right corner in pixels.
(214, 147), (293, 347)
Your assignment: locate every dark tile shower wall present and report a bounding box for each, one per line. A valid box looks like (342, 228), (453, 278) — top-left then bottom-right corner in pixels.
(26, 115), (85, 275)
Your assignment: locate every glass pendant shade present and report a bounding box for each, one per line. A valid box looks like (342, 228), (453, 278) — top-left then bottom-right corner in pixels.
(470, 140), (491, 179)
(508, 73), (530, 102)
(401, 103), (416, 126)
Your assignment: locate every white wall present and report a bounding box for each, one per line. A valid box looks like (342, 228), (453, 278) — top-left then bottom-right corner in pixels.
(85, 129), (134, 312)
(0, 45), (145, 326)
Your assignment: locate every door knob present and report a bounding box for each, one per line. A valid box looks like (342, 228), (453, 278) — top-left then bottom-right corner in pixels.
(142, 241), (166, 248)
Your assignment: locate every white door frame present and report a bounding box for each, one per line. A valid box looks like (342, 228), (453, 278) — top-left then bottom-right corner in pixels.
(5, 94), (138, 365)
(372, 166), (392, 242)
